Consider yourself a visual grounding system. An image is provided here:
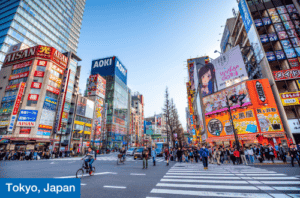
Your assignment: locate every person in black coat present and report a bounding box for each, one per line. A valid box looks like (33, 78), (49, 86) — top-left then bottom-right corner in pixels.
(259, 144), (265, 161)
(289, 144), (300, 167)
(177, 148), (182, 163)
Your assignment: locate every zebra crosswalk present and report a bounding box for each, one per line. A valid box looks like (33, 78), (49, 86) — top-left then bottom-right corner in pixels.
(148, 163), (300, 198)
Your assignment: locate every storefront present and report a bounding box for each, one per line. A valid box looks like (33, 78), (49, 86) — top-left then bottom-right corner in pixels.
(205, 79), (289, 147)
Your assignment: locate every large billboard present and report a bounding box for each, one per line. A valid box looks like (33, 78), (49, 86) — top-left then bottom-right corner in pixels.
(76, 96), (94, 119)
(87, 74), (106, 99)
(91, 56), (127, 85)
(211, 45), (249, 92)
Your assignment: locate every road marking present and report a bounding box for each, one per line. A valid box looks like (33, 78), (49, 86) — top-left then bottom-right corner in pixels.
(68, 161), (76, 163)
(262, 181), (300, 185)
(273, 187), (300, 191)
(160, 179), (248, 184)
(168, 171), (229, 173)
(103, 186), (126, 189)
(256, 186), (274, 190)
(164, 176), (241, 180)
(50, 162), (56, 164)
(248, 181), (262, 184)
(130, 173), (146, 176)
(54, 172), (117, 178)
(81, 183), (86, 186)
(270, 194), (292, 198)
(166, 173), (231, 176)
(244, 174), (286, 176)
(156, 183), (258, 190)
(150, 189), (272, 197)
(288, 194), (300, 198)
(240, 171), (277, 174)
(251, 177), (299, 180)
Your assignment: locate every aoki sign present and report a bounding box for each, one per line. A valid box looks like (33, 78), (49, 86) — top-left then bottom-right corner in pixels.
(93, 58), (112, 68)
(116, 61), (126, 76)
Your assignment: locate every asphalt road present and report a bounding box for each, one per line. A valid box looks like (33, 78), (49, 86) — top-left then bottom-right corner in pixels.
(1, 153), (300, 198)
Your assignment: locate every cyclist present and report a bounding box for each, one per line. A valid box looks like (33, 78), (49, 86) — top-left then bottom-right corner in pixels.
(81, 147), (95, 175)
(120, 146), (126, 161)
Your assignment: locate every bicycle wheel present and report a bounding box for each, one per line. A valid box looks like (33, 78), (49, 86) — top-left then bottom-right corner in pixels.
(76, 169), (84, 178)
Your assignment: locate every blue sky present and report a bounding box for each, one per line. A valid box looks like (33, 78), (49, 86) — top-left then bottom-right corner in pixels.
(77, 0), (238, 129)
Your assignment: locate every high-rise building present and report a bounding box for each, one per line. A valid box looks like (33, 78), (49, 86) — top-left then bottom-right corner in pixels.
(0, 45), (81, 151)
(221, 0), (300, 144)
(131, 92), (144, 146)
(90, 56), (129, 149)
(0, 0), (86, 68)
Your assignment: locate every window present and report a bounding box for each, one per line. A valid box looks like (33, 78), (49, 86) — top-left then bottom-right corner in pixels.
(30, 89), (40, 94)
(36, 66), (46, 72)
(46, 91), (58, 99)
(33, 77), (43, 83)
(26, 100), (37, 107)
(48, 80), (60, 88)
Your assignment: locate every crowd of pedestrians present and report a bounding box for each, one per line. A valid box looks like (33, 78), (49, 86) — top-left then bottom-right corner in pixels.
(0, 149), (73, 161)
(160, 143), (300, 168)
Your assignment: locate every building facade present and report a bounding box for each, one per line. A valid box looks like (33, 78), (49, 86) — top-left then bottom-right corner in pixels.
(221, 0), (300, 144)
(0, 45), (77, 151)
(0, 0), (86, 68)
(90, 56), (129, 149)
(131, 92), (144, 146)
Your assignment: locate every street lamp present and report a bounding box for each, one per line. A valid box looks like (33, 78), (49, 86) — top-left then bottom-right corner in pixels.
(214, 50), (222, 54)
(80, 123), (86, 155)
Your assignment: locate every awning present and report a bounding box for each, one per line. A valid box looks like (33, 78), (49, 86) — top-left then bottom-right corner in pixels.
(84, 131), (91, 135)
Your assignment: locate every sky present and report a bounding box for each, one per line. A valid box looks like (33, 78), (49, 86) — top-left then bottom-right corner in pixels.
(76, 0), (239, 130)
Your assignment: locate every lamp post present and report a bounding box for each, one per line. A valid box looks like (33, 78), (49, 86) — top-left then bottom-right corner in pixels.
(80, 123), (86, 155)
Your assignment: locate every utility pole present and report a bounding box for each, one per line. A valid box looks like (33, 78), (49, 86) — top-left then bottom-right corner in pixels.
(225, 96), (240, 150)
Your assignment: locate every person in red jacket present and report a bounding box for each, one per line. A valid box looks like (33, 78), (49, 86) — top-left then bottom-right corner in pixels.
(233, 148), (240, 165)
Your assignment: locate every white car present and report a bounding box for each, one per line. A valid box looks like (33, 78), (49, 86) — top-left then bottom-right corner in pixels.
(126, 147), (137, 156)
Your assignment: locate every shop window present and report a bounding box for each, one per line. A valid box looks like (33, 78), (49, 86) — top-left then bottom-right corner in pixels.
(276, 81), (289, 93)
(284, 106), (298, 119)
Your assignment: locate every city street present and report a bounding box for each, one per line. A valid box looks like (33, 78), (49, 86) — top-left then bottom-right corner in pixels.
(1, 153), (300, 198)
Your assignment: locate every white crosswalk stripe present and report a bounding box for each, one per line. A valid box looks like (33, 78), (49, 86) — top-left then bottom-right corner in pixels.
(148, 163), (300, 198)
(50, 156), (167, 162)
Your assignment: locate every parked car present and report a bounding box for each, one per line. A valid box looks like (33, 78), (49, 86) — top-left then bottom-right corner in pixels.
(134, 147), (150, 160)
(126, 147), (137, 156)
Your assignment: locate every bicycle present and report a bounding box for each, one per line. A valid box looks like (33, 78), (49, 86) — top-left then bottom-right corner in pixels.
(117, 154), (125, 165)
(76, 160), (95, 178)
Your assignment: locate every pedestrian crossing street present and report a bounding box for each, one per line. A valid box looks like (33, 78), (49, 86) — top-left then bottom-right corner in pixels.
(51, 156), (167, 162)
(149, 163), (300, 198)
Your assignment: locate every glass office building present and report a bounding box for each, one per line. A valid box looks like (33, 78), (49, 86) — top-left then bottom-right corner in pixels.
(0, 0), (86, 68)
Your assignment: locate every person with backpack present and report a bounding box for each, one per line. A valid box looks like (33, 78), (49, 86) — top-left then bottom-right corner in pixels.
(200, 145), (209, 170)
(278, 143), (287, 163)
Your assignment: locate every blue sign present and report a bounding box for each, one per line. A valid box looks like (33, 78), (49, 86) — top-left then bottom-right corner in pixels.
(285, 48), (297, 58)
(91, 56), (127, 85)
(262, 17), (271, 25)
(254, 19), (263, 27)
(266, 52), (276, 62)
(275, 50), (286, 60)
(43, 96), (57, 111)
(268, 33), (278, 42)
(2, 95), (16, 102)
(239, 0), (252, 33)
(115, 57), (127, 85)
(260, 34), (269, 43)
(0, 178), (80, 198)
(17, 110), (38, 122)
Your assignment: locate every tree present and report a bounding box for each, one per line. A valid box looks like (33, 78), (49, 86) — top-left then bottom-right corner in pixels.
(162, 87), (171, 147)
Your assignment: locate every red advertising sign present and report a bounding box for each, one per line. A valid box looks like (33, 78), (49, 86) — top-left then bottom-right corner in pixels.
(52, 48), (68, 68)
(12, 82), (26, 115)
(28, 94), (39, 101)
(19, 128), (31, 134)
(280, 91), (300, 99)
(34, 71), (45, 77)
(39, 124), (53, 130)
(31, 82), (42, 89)
(12, 60), (32, 70)
(36, 45), (52, 59)
(5, 83), (20, 91)
(17, 122), (35, 127)
(273, 68), (300, 81)
(3, 46), (37, 66)
(9, 71), (29, 80)
(46, 85), (60, 95)
(51, 64), (64, 74)
(37, 60), (47, 66)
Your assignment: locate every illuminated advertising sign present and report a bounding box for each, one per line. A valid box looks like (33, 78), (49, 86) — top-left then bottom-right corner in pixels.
(36, 45), (52, 59)
(2, 95), (17, 102)
(49, 74), (62, 84)
(87, 74), (106, 99)
(12, 60), (32, 70)
(43, 96), (57, 111)
(5, 84), (20, 91)
(16, 110), (38, 127)
(28, 94), (39, 101)
(7, 82), (26, 131)
(273, 68), (300, 81)
(34, 71), (45, 77)
(9, 71), (29, 80)
(31, 82), (42, 89)
(50, 64), (64, 74)
(37, 60), (47, 66)
(39, 124), (53, 130)
(280, 91), (300, 106)
(52, 48), (68, 68)
(3, 46), (37, 66)
(40, 109), (56, 126)
(47, 85), (60, 95)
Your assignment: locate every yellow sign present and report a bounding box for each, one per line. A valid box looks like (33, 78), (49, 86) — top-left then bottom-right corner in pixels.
(74, 120), (92, 127)
(279, 91), (300, 106)
(0, 121), (9, 126)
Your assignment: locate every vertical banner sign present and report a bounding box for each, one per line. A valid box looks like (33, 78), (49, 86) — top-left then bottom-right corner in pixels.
(53, 69), (69, 133)
(58, 70), (71, 131)
(8, 82), (26, 131)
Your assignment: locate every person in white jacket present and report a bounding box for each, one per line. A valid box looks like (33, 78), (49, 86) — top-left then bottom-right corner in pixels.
(247, 147), (254, 164)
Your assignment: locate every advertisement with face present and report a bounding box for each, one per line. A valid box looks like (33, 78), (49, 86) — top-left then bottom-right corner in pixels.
(211, 45), (249, 91)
